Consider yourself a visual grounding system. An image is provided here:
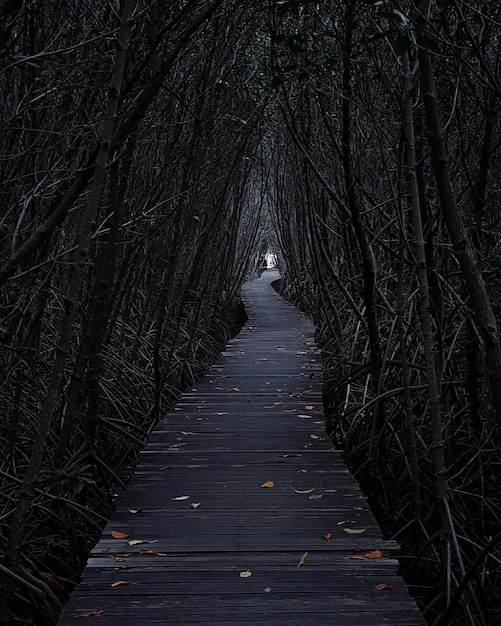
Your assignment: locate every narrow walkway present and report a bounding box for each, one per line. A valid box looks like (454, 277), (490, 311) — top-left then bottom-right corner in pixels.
(58, 270), (424, 625)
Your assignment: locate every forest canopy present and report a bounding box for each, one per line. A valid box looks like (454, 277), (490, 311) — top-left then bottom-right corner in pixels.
(0, 1), (500, 624)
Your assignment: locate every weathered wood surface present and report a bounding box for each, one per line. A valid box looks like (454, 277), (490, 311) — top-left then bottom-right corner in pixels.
(58, 270), (424, 625)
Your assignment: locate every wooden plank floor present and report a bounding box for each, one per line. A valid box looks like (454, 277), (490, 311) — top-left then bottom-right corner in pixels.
(58, 270), (424, 625)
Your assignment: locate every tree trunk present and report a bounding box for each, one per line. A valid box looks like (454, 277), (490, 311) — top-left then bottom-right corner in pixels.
(341, 1), (383, 450)
(403, 49), (450, 607)
(418, 46), (501, 433)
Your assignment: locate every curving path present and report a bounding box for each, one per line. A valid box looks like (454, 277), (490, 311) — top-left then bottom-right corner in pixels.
(57, 270), (424, 625)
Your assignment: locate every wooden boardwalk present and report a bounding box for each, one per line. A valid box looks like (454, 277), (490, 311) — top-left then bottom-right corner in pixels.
(58, 270), (424, 625)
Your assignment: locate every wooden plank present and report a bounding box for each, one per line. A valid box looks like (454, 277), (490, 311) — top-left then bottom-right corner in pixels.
(57, 270), (424, 625)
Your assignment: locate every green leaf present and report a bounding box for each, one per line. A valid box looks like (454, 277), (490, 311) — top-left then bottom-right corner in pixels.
(418, 33), (441, 54)
(378, 10), (405, 24)
(271, 33), (286, 45)
(392, 35), (411, 56)
(412, 0), (429, 19)
(364, 29), (395, 44)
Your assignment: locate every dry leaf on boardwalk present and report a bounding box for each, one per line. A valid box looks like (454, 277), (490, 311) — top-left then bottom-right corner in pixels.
(168, 443), (185, 451)
(297, 552), (308, 567)
(264, 587), (272, 594)
(290, 487), (314, 494)
(110, 530), (128, 539)
(323, 533), (332, 542)
(173, 495), (190, 501)
(261, 480), (274, 488)
(352, 550), (384, 560)
(343, 528), (366, 534)
(375, 583), (394, 591)
(81, 609), (103, 617)
(239, 570), (252, 578)
(139, 549), (159, 555)
(111, 580), (131, 588)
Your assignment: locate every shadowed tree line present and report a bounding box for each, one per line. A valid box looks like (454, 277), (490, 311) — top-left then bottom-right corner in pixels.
(0, 1), (500, 625)
(269, 1), (501, 625)
(0, 2), (268, 623)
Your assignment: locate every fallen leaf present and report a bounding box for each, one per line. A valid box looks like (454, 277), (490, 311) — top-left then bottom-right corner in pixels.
(352, 550), (384, 560)
(173, 495), (190, 501)
(110, 530), (128, 539)
(81, 609), (103, 617)
(128, 508), (142, 514)
(304, 405), (314, 410)
(128, 539), (148, 546)
(310, 434), (320, 440)
(264, 587), (272, 594)
(190, 502), (201, 509)
(107, 554), (125, 562)
(309, 494), (323, 500)
(261, 481), (274, 488)
(290, 487), (315, 494)
(375, 583), (394, 591)
(298, 414), (312, 419)
(323, 533), (332, 542)
(161, 466), (173, 471)
(232, 387), (240, 392)
(298, 469), (308, 474)
(297, 552), (308, 568)
(343, 528), (367, 535)
(239, 570), (252, 578)
(111, 580), (131, 588)
(139, 549), (159, 555)
(365, 550), (384, 559)
(282, 453), (297, 458)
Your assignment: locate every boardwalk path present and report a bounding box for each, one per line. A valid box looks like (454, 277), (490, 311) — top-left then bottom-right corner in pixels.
(58, 270), (424, 625)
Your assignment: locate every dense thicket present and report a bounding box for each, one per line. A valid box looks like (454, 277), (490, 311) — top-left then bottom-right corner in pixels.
(0, 2), (266, 624)
(269, 1), (501, 624)
(1, 1), (500, 625)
